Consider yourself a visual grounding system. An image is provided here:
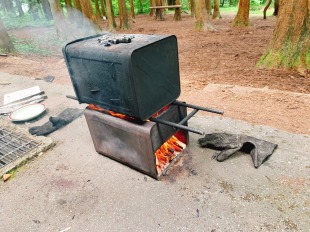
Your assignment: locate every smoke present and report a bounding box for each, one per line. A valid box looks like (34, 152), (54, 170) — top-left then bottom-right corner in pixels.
(1, 5), (110, 56)
(51, 8), (105, 42)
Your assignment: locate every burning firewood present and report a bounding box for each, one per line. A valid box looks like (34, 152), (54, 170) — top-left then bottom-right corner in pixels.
(155, 136), (186, 174)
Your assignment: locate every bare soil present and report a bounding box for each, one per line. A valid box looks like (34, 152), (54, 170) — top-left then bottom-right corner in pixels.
(1, 13), (310, 134)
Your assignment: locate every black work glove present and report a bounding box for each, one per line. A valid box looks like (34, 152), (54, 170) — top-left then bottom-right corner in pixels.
(198, 133), (277, 168)
(29, 108), (84, 136)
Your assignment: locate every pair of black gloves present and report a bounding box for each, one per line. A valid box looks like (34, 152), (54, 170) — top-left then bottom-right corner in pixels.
(198, 133), (277, 168)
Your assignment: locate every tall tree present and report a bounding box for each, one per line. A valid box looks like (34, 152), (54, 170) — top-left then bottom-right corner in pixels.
(195, 0), (214, 31)
(41, 0), (53, 20)
(212, 0), (221, 19)
(3, 0), (15, 14)
(73, 0), (82, 12)
(99, 0), (107, 17)
(231, 0), (250, 27)
(0, 18), (14, 52)
(129, 0), (135, 19)
(49, 0), (66, 37)
(155, 0), (164, 20)
(73, 0), (84, 28)
(80, 0), (101, 30)
(138, 0), (143, 13)
(189, 0), (195, 17)
(173, 0), (181, 21)
(15, 0), (24, 16)
(273, 0), (279, 16)
(263, 0), (271, 19)
(64, 0), (75, 20)
(94, 0), (102, 20)
(29, 0), (40, 20)
(150, 0), (155, 17)
(205, 0), (211, 15)
(118, 0), (130, 29)
(105, 0), (116, 29)
(259, 0), (310, 70)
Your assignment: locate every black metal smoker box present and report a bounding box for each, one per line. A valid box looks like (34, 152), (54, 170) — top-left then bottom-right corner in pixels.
(62, 33), (180, 121)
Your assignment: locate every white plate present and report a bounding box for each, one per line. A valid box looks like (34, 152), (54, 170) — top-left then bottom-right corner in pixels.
(8, 103), (46, 122)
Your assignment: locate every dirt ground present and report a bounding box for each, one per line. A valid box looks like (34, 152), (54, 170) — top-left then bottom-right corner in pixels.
(1, 13), (310, 134)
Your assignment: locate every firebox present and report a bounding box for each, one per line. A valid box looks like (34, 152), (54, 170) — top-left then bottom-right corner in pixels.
(84, 104), (188, 179)
(63, 33), (223, 180)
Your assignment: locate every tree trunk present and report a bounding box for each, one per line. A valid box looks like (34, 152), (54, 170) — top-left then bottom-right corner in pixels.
(263, 0), (271, 19)
(259, 0), (310, 70)
(42, 0), (53, 20)
(195, 0), (214, 31)
(49, 0), (67, 37)
(195, 0), (205, 30)
(273, 0), (279, 16)
(189, 0), (195, 17)
(99, 0), (106, 16)
(105, 0), (116, 29)
(80, 0), (100, 29)
(73, 0), (82, 12)
(212, 0), (221, 19)
(4, 0), (15, 14)
(80, 0), (95, 20)
(29, 0), (40, 20)
(129, 0), (135, 19)
(173, 0), (181, 21)
(150, 0), (155, 16)
(205, 0), (211, 15)
(64, 0), (75, 20)
(118, 0), (130, 29)
(138, 0), (143, 13)
(94, 0), (102, 20)
(73, 0), (84, 28)
(0, 18), (14, 53)
(155, 0), (164, 20)
(64, 0), (72, 9)
(0, 0), (6, 12)
(15, 0), (24, 16)
(231, 0), (250, 27)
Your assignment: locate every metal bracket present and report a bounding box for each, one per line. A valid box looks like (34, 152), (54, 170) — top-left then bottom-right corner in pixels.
(150, 100), (224, 135)
(67, 95), (224, 135)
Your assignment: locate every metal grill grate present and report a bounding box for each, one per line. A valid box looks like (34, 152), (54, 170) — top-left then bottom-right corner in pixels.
(0, 127), (41, 169)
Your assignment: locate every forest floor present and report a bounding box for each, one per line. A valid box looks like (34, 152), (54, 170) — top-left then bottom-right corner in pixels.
(1, 13), (310, 134)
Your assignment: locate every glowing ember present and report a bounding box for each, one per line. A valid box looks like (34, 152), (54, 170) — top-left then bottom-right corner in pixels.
(155, 136), (186, 174)
(152, 105), (171, 118)
(88, 104), (137, 121)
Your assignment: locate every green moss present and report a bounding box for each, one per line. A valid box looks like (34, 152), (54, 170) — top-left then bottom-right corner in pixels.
(306, 52), (310, 69)
(231, 20), (249, 27)
(258, 44), (310, 70)
(195, 21), (204, 31)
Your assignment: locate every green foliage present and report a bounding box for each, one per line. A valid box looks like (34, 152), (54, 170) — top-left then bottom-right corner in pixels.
(1, 13), (52, 29)
(0, 0), (270, 56)
(108, 0), (191, 16)
(10, 29), (64, 56)
(250, 0), (264, 11)
(11, 36), (51, 55)
(220, 6), (239, 13)
(0, 47), (6, 54)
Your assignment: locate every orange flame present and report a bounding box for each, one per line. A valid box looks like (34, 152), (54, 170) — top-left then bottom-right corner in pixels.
(88, 104), (136, 121)
(152, 105), (171, 118)
(155, 136), (186, 174)
(88, 104), (172, 122)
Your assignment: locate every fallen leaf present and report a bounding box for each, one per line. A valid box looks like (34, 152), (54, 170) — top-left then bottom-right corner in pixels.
(3, 174), (12, 182)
